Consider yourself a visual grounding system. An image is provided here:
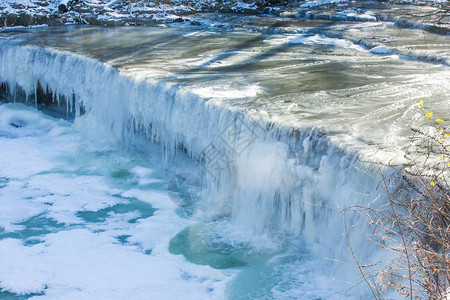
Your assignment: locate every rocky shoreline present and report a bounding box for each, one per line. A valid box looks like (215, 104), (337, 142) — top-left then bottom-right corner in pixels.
(0, 0), (448, 35)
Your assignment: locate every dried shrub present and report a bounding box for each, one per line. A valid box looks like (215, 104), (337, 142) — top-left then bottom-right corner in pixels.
(349, 100), (450, 299)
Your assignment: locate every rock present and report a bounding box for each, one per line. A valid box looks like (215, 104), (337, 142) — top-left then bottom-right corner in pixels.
(18, 13), (34, 26)
(190, 20), (202, 26)
(58, 0), (79, 13)
(72, 6), (94, 14)
(82, 13), (99, 24)
(10, 3), (26, 9)
(34, 15), (50, 25)
(34, 1), (50, 6)
(48, 18), (65, 26)
(5, 14), (18, 27)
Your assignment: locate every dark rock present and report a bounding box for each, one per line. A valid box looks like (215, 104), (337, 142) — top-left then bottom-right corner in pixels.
(72, 6), (94, 14)
(219, 7), (234, 14)
(190, 20), (202, 26)
(34, 1), (50, 6)
(10, 3), (26, 9)
(34, 15), (50, 25)
(6, 13), (18, 27)
(59, 0), (80, 13)
(81, 14), (97, 24)
(48, 18), (65, 26)
(59, 4), (69, 13)
(18, 13), (34, 26)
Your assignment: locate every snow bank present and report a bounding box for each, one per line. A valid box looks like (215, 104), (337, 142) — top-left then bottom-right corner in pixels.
(370, 45), (390, 54)
(335, 9), (377, 22)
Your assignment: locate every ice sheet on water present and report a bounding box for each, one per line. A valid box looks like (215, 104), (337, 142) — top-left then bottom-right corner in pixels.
(0, 229), (226, 299)
(265, 33), (367, 52)
(0, 103), (230, 299)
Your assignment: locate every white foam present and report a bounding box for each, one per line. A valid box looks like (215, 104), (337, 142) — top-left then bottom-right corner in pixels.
(265, 34), (367, 52)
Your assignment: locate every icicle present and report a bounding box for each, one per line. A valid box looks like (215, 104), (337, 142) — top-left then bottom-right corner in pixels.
(65, 94), (69, 119)
(34, 84), (38, 107)
(12, 85), (15, 103)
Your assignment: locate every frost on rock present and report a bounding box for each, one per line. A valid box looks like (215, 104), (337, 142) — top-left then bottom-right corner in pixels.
(335, 9), (377, 22)
(0, 0), (262, 27)
(0, 0), (448, 31)
(370, 45), (390, 54)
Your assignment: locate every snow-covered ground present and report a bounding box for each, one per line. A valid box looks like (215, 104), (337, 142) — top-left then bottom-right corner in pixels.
(0, 0), (448, 33)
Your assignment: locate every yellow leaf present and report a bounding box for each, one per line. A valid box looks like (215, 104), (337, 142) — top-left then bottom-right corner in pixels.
(447, 162), (450, 167)
(425, 112), (433, 119)
(445, 134), (450, 137)
(436, 119), (445, 123)
(418, 104), (423, 109)
(438, 139), (444, 143)
(431, 181), (435, 186)
(438, 154), (446, 158)
(438, 126), (444, 131)
(419, 100), (424, 105)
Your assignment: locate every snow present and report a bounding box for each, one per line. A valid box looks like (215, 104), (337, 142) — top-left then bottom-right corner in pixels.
(194, 85), (260, 100)
(265, 33), (367, 52)
(0, 0), (52, 17)
(370, 45), (390, 54)
(0, 103), (230, 298)
(0, 229), (226, 299)
(301, 0), (348, 8)
(232, 1), (258, 11)
(335, 9), (377, 22)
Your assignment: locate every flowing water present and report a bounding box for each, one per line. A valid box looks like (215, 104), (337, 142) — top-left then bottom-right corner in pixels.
(0, 18), (449, 299)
